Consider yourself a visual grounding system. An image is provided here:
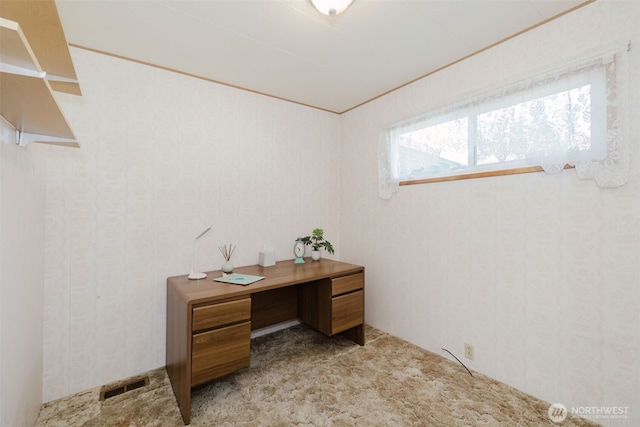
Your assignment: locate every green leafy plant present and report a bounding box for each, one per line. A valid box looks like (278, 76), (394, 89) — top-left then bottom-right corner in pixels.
(298, 228), (334, 254)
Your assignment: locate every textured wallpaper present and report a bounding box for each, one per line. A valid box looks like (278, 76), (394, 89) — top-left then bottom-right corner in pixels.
(339, 2), (639, 426)
(43, 49), (341, 401)
(1, 123), (47, 426)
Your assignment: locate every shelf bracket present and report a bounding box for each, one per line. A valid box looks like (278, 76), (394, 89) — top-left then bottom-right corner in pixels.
(14, 129), (79, 148)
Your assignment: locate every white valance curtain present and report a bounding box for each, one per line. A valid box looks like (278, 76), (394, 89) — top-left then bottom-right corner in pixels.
(379, 42), (632, 200)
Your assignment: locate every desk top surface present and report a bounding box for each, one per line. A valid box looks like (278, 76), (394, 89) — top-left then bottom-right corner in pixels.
(167, 258), (364, 306)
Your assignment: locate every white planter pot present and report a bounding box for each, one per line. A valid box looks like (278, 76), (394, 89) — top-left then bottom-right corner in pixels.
(311, 250), (321, 261)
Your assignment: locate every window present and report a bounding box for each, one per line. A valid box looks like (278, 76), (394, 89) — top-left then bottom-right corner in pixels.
(391, 67), (605, 182)
(378, 44), (630, 199)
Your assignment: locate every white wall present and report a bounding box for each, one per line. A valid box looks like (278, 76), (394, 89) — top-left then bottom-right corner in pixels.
(42, 48), (342, 401)
(340, 2), (639, 426)
(0, 121), (47, 426)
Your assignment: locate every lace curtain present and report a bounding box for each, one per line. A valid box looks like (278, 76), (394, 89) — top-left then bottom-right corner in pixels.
(379, 43), (631, 200)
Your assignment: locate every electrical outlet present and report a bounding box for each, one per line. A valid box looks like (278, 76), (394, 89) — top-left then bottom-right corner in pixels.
(464, 343), (474, 361)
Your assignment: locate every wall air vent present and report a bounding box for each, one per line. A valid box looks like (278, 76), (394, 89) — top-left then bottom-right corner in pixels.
(99, 375), (149, 401)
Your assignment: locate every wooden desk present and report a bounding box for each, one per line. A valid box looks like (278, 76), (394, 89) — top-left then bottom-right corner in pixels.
(166, 258), (365, 425)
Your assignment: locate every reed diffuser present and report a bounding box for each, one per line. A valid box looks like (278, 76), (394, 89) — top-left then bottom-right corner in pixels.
(219, 244), (236, 275)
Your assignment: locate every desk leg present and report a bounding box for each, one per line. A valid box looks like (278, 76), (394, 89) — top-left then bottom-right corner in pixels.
(166, 286), (192, 425)
(340, 324), (365, 346)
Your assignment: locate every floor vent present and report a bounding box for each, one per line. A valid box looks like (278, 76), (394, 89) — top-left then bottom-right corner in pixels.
(100, 375), (149, 401)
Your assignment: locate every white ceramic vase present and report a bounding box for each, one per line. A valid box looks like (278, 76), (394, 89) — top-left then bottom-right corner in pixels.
(311, 250), (321, 261)
(222, 261), (234, 274)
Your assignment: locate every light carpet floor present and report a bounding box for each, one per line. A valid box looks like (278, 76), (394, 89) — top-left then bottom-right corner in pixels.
(36, 324), (598, 426)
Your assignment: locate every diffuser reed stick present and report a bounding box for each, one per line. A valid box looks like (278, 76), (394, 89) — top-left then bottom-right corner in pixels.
(219, 244), (236, 261)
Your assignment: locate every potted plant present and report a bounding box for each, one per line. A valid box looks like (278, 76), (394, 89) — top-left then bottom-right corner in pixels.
(298, 228), (335, 261)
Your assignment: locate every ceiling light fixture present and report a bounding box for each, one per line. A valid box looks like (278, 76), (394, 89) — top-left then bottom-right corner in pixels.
(311, 0), (353, 17)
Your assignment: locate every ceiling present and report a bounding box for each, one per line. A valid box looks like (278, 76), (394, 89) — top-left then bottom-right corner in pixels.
(55, 0), (591, 114)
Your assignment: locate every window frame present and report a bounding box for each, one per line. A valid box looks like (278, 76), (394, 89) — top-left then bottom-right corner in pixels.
(390, 62), (607, 186)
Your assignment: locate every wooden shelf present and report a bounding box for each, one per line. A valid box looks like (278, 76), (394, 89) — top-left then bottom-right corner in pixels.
(0, 17), (77, 145)
(1, 0), (80, 95)
(0, 18), (42, 71)
(1, 72), (76, 139)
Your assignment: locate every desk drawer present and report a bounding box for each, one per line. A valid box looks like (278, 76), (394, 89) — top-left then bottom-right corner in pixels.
(331, 290), (364, 335)
(331, 273), (364, 296)
(192, 321), (251, 386)
(192, 298), (251, 333)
